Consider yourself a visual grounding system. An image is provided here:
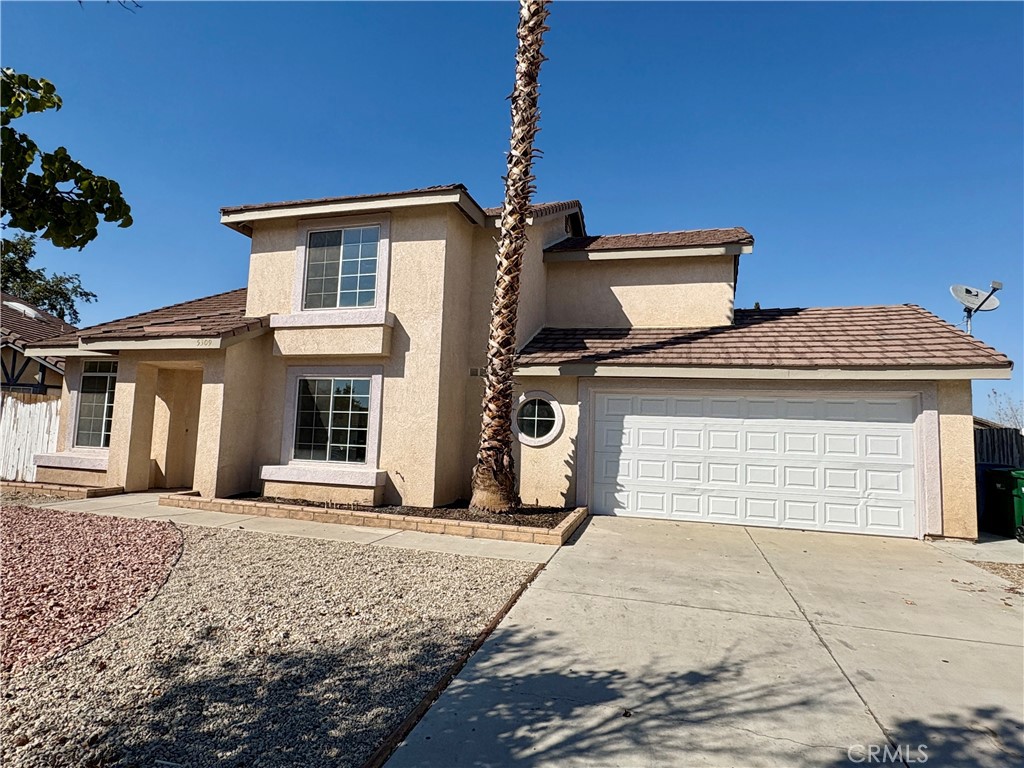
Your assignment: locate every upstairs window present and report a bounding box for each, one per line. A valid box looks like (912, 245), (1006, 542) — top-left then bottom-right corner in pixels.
(293, 377), (371, 463)
(76, 360), (117, 448)
(303, 225), (380, 310)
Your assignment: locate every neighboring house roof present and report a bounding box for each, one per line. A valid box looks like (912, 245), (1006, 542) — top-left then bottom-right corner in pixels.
(545, 227), (754, 253)
(517, 305), (1013, 370)
(1, 292), (76, 372)
(33, 288), (267, 348)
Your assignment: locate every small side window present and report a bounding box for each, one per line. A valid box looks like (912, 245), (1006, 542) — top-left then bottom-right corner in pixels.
(513, 391), (563, 447)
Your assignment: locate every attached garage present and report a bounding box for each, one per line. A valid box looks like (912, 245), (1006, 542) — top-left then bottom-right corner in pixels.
(515, 305), (1013, 541)
(590, 390), (919, 537)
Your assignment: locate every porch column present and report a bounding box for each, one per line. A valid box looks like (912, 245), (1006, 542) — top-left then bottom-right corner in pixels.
(106, 360), (158, 492)
(192, 357), (226, 498)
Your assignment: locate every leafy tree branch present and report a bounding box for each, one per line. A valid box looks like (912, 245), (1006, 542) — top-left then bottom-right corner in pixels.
(1, 68), (133, 250)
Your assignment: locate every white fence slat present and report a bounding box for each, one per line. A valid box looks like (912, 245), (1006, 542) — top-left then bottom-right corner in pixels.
(0, 392), (61, 482)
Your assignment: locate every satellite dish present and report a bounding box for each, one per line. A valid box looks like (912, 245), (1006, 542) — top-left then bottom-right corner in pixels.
(950, 284), (1000, 312)
(949, 281), (1002, 335)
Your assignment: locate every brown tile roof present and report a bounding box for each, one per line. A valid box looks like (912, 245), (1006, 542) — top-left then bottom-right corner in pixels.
(32, 288), (267, 348)
(2, 293), (76, 345)
(2, 293), (77, 371)
(517, 305), (1012, 370)
(546, 227), (754, 253)
(220, 184), (470, 215)
(483, 200), (582, 218)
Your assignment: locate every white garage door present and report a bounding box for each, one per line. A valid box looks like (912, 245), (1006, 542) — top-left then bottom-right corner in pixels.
(592, 392), (919, 537)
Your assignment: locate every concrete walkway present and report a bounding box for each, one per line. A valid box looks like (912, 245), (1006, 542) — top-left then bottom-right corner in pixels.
(388, 517), (1024, 768)
(22, 492), (557, 564)
(928, 532), (1024, 565)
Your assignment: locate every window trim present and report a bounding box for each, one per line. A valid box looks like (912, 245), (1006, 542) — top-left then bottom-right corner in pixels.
(513, 390), (564, 448)
(287, 214), (392, 326)
(263, 365), (384, 487)
(72, 359), (118, 449)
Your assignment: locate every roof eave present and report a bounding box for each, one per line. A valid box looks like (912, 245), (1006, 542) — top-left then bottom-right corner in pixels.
(27, 323), (269, 355)
(544, 243), (753, 263)
(514, 363), (1013, 381)
(220, 189), (487, 236)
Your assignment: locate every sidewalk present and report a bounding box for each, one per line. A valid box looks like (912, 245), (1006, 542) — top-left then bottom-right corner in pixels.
(19, 492), (557, 564)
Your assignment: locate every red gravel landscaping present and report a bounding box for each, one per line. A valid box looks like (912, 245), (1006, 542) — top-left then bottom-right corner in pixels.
(0, 506), (182, 672)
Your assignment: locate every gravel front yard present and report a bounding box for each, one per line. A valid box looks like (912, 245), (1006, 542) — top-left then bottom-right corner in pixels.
(1, 506), (181, 671)
(1, 524), (536, 768)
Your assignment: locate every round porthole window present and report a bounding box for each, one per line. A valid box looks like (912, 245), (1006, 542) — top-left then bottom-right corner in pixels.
(513, 391), (563, 447)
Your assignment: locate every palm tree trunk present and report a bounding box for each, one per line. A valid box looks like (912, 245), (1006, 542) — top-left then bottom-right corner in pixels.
(470, 0), (551, 514)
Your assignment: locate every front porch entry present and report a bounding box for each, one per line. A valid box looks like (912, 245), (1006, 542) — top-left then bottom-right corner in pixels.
(148, 365), (202, 490)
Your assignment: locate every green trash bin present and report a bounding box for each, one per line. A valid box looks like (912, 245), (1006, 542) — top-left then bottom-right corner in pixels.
(981, 469), (1021, 539)
(1010, 470), (1024, 543)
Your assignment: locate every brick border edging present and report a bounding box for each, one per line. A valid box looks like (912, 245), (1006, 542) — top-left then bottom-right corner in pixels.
(359, 561), (547, 768)
(1, 481), (124, 500)
(159, 492), (588, 545)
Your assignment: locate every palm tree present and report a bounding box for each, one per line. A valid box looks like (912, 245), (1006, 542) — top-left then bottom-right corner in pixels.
(470, 0), (551, 514)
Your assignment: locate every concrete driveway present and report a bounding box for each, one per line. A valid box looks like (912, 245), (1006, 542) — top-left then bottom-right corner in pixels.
(388, 517), (1023, 768)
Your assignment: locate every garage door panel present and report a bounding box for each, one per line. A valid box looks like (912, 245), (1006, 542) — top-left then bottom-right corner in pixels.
(592, 392), (918, 537)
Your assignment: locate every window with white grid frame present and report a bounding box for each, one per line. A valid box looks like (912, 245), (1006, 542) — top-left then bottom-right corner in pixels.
(75, 360), (117, 448)
(293, 377), (371, 463)
(303, 226), (380, 310)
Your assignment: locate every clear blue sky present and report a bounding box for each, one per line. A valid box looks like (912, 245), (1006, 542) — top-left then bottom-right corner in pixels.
(3, 1), (1021, 415)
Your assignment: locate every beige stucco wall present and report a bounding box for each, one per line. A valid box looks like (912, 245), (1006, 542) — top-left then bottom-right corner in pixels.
(214, 335), (269, 497)
(149, 368), (202, 489)
(515, 376), (580, 507)
(246, 220), (297, 317)
(937, 380), (977, 539)
(246, 208), (454, 507)
(432, 210), (477, 504)
(545, 254), (736, 328)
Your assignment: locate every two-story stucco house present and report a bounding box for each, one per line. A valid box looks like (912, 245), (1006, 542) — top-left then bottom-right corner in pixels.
(28, 184), (1012, 540)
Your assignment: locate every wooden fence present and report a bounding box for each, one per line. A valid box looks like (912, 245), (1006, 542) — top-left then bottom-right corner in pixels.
(0, 391), (61, 482)
(975, 427), (1024, 468)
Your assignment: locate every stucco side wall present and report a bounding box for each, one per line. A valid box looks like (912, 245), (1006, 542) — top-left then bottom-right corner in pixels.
(432, 210), (476, 504)
(518, 216), (571, 345)
(937, 380), (977, 539)
(515, 376), (580, 508)
(545, 254), (736, 329)
(246, 220), (296, 317)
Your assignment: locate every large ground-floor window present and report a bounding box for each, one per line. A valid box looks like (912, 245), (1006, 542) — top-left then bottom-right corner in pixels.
(75, 360), (118, 448)
(293, 377), (371, 463)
